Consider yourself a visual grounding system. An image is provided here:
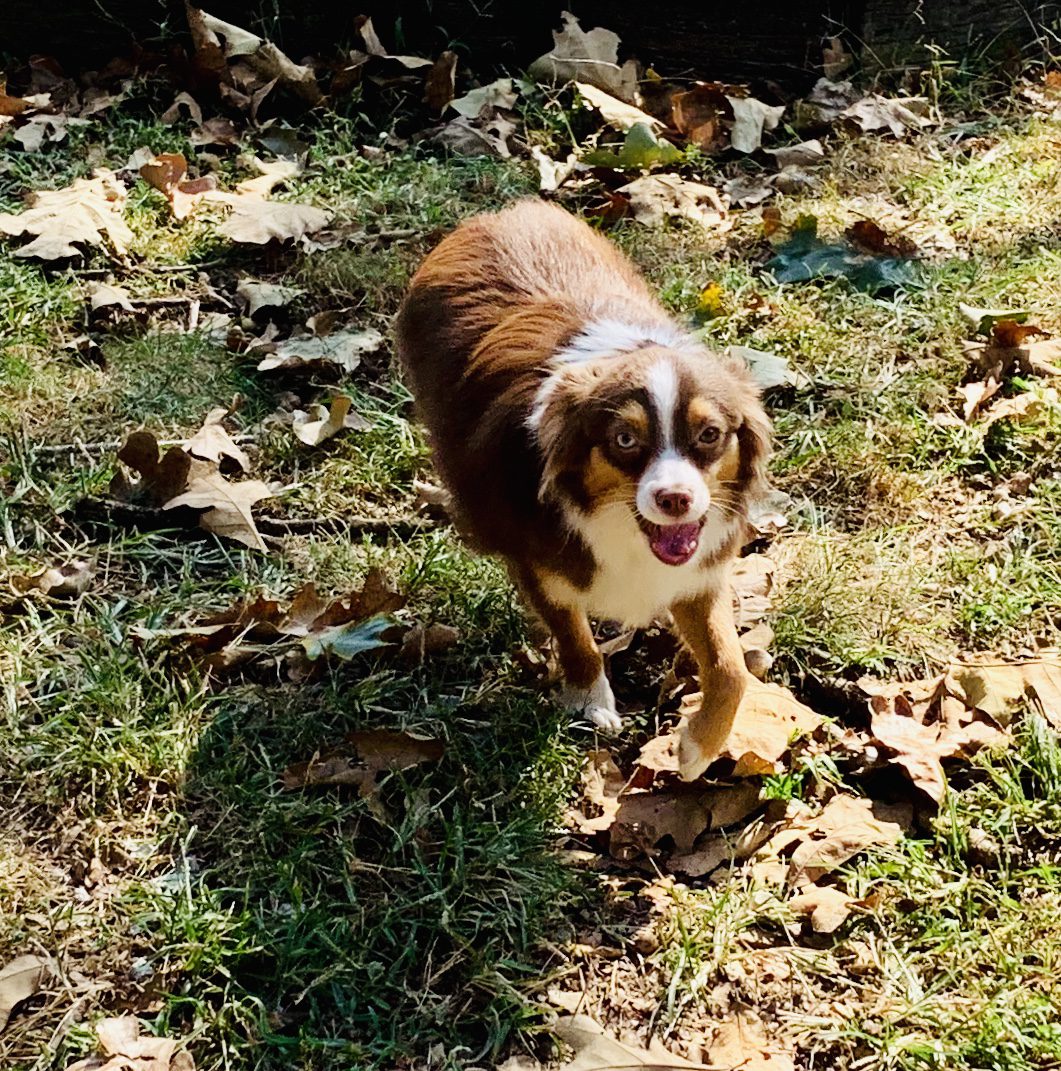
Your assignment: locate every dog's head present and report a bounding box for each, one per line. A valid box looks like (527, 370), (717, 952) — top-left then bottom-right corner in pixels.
(529, 343), (770, 566)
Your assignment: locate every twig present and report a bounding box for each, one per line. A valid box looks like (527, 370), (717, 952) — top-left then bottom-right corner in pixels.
(256, 514), (436, 537)
(32, 434), (258, 455)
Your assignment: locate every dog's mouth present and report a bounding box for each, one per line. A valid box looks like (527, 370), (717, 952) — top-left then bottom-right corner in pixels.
(638, 516), (705, 566)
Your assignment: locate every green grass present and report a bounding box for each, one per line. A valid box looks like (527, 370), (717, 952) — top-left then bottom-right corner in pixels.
(3, 73), (1061, 1071)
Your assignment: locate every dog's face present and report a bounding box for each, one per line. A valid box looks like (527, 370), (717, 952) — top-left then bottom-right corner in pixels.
(532, 346), (770, 566)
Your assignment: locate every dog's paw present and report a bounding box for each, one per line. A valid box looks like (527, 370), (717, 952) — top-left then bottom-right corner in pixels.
(676, 724), (715, 782)
(587, 704), (623, 732)
(562, 671), (621, 733)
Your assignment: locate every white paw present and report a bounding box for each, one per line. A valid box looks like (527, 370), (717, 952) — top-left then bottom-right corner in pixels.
(562, 670), (621, 733)
(677, 722), (714, 782)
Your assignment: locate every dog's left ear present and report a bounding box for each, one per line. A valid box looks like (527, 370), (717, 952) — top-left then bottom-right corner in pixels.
(736, 390), (772, 497)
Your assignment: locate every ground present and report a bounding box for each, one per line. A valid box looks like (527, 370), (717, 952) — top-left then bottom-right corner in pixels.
(2, 60), (1061, 1071)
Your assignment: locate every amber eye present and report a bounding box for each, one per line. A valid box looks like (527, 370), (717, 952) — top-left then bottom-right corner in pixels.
(614, 428), (639, 450)
(699, 425), (722, 446)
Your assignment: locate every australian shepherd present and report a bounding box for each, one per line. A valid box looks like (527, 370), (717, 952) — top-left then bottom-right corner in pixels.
(395, 200), (770, 781)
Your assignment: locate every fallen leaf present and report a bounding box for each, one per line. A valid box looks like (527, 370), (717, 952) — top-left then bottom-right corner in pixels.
(11, 561), (93, 598)
(841, 94), (931, 137)
(575, 82), (664, 131)
(88, 282), (134, 313)
(187, 6), (322, 106)
(964, 336), (1061, 380)
(432, 114), (515, 158)
(13, 113), (89, 152)
(728, 346), (812, 391)
(764, 138), (826, 168)
(281, 729), (443, 795)
(140, 152), (219, 220)
(957, 377), (1001, 422)
(529, 12), (639, 103)
(256, 327), (384, 373)
(190, 116), (241, 147)
(530, 147), (578, 192)
(845, 220), (918, 258)
(787, 884), (855, 933)
(353, 14), (433, 69)
(617, 174), (728, 229)
(0, 955), (50, 1032)
(184, 409), (249, 471)
(980, 388), (1058, 427)
(669, 82), (731, 152)
(161, 91), (203, 125)
(959, 302), (1031, 335)
(424, 51), (458, 113)
(553, 1013), (709, 1070)
(584, 121), (682, 169)
(948, 656), (1061, 730)
(0, 169), (132, 260)
(164, 470), (274, 551)
(399, 622), (461, 664)
(773, 794), (905, 887)
(110, 431), (193, 508)
(236, 279), (304, 316)
(567, 749), (625, 834)
(730, 553), (775, 630)
(706, 1010), (795, 1071)
(67, 1014), (194, 1071)
(218, 199), (329, 244)
(724, 174), (775, 207)
(725, 94), (785, 153)
(990, 319), (1049, 348)
(448, 77), (518, 118)
(291, 395), (372, 446)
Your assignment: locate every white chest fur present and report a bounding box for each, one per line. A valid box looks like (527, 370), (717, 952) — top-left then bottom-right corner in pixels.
(541, 502), (735, 626)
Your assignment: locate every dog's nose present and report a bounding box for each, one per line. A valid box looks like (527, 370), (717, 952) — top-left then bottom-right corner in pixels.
(654, 488), (693, 518)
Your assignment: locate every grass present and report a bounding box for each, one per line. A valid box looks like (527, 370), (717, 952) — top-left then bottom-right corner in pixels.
(2, 70), (1061, 1071)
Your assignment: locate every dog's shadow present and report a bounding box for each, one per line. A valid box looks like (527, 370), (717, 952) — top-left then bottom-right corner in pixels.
(169, 645), (620, 1067)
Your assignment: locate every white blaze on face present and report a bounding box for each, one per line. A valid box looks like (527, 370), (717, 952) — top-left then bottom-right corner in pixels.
(636, 358), (710, 526)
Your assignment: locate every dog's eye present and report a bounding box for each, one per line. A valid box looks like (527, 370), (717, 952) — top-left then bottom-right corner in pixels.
(614, 429), (639, 450)
(698, 425), (722, 445)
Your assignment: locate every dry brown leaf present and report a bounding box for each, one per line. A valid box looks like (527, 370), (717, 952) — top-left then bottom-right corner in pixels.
(236, 279), (303, 316)
(66, 1014), (194, 1071)
(433, 114), (515, 158)
(218, 199), (329, 244)
(88, 281), (134, 313)
(291, 395), (371, 446)
(399, 622), (461, 664)
(958, 377), (1001, 422)
(424, 51), (458, 113)
(184, 409), (249, 471)
(281, 729), (443, 795)
(11, 561), (93, 598)
(678, 679), (821, 777)
(787, 884), (856, 933)
(726, 94), (785, 153)
(164, 469), (274, 552)
(765, 139), (826, 168)
(0, 169), (132, 260)
(575, 82), (663, 131)
(617, 174), (728, 230)
(770, 794), (905, 888)
(0, 955), (50, 1033)
(448, 78), (518, 118)
(947, 656), (1061, 729)
(706, 1010), (795, 1071)
(187, 6), (322, 106)
(528, 12), (639, 103)
(731, 553), (775, 630)
(553, 1013), (709, 1070)
(991, 319), (1050, 348)
(567, 749), (625, 834)
(256, 327), (384, 373)
(845, 219), (918, 258)
(982, 388), (1058, 428)
(140, 152), (219, 220)
(840, 94), (931, 137)
(110, 431), (193, 508)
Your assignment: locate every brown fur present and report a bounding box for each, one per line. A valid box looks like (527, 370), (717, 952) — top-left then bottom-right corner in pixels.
(395, 200), (772, 778)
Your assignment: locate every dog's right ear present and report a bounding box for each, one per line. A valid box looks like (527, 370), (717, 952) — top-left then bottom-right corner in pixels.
(529, 363), (603, 502)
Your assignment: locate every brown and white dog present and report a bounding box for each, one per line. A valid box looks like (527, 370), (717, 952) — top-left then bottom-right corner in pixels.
(395, 200), (770, 780)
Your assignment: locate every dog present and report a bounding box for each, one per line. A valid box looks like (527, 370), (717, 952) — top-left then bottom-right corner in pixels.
(395, 200), (770, 781)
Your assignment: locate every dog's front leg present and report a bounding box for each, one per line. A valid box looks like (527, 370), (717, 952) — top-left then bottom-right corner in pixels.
(519, 573), (619, 732)
(671, 586), (749, 781)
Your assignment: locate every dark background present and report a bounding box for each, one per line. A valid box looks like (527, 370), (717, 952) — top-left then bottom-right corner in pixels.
(5, 1), (1061, 83)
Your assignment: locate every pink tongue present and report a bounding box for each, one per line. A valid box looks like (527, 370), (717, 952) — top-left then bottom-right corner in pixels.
(650, 523), (701, 566)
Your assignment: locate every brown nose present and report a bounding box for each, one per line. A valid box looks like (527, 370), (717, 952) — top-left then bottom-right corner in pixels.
(654, 489), (692, 518)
